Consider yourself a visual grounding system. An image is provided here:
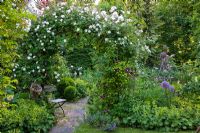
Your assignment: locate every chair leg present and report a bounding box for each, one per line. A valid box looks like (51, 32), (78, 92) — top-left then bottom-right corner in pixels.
(196, 126), (200, 133)
(58, 103), (65, 116)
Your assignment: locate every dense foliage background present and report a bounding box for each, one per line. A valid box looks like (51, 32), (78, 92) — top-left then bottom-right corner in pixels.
(1, 0), (200, 132)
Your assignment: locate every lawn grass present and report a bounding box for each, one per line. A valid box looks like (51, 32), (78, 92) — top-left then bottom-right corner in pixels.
(74, 124), (195, 133)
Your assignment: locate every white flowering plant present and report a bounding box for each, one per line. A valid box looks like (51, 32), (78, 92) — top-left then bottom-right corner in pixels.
(15, 3), (144, 99)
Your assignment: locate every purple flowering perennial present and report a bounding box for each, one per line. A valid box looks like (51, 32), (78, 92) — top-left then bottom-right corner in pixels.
(160, 81), (170, 89)
(160, 81), (175, 92)
(168, 85), (175, 92)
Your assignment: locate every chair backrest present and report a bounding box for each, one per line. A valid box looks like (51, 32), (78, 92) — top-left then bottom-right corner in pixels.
(43, 85), (57, 93)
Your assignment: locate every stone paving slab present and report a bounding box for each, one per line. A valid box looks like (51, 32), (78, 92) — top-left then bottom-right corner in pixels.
(49, 97), (88, 133)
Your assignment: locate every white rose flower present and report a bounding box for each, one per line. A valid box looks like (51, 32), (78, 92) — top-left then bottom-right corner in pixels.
(22, 67), (26, 71)
(111, 12), (118, 20)
(52, 12), (56, 16)
(92, 9), (98, 15)
(95, 15), (100, 20)
(110, 6), (117, 13)
(127, 19), (132, 22)
(66, 9), (71, 14)
(27, 56), (31, 60)
(104, 17), (108, 21)
(76, 28), (80, 32)
(61, 15), (65, 18)
(89, 25), (93, 29)
(100, 11), (107, 17)
(84, 7), (89, 12)
(118, 15), (124, 22)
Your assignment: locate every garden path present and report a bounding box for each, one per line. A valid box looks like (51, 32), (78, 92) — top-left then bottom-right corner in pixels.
(49, 97), (88, 133)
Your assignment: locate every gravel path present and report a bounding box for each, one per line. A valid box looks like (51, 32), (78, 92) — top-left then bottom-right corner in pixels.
(49, 97), (88, 133)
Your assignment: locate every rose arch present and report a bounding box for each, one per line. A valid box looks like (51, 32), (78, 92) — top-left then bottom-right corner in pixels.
(16, 4), (140, 108)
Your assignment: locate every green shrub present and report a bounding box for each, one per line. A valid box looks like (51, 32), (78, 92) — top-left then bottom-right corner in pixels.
(182, 75), (200, 95)
(0, 108), (23, 132)
(57, 77), (75, 97)
(14, 92), (30, 100)
(75, 78), (88, 98)
(0, 99), (55, 132)
(86, 111), (118, 131)
(57, 77), (88, 100)
(106, 95), (200, 132)
(64, 86), (77, 101)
